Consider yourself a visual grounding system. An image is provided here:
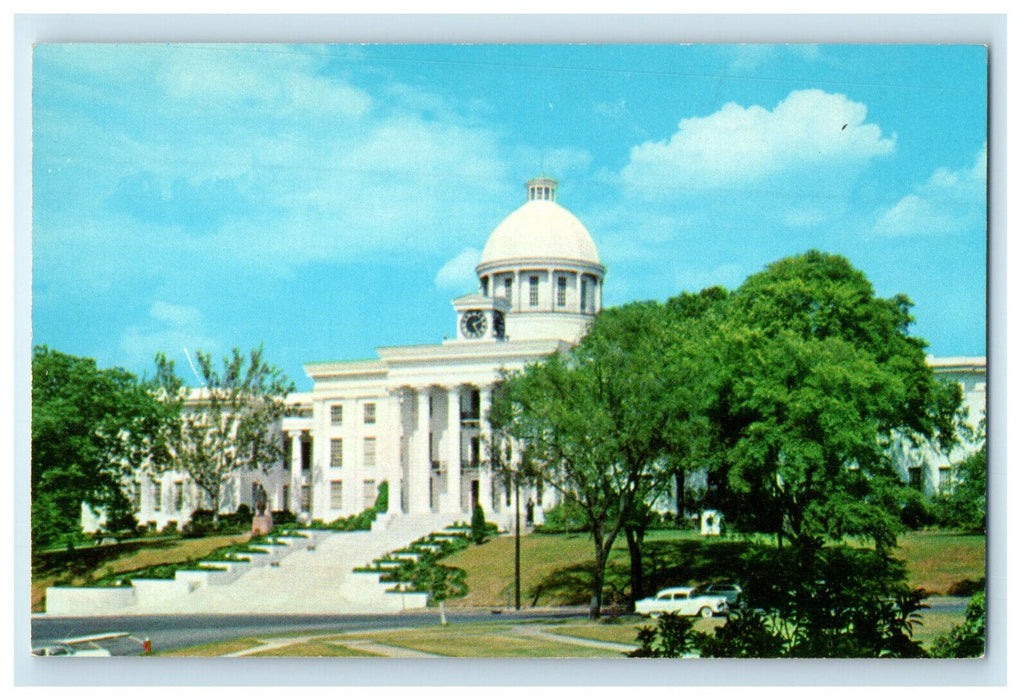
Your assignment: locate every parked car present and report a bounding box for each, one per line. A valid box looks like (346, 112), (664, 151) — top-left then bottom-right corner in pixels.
(634, 586), (729, 618)
(31, 643), (111, 657)
(697, 582), (744, 605)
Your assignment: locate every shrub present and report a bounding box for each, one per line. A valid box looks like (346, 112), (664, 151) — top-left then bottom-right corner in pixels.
(534, 501), (589, 533)
(160, 521), (179, 536)
(932, 591), (985, 657)
(272, 509), (296, 525)
(900, 493), (935, 530)
(471, 504), (488, 544)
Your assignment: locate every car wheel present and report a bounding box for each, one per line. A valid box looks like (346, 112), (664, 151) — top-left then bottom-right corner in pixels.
(698, 606), (713, 618)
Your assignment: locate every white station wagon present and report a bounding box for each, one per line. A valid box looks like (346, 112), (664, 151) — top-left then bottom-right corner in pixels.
(634, 586), (729, 618)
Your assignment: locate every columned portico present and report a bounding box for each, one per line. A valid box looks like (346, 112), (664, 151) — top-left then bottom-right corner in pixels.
(444, 386), (462, 512)
(410, 386), (433, 514)
(386, 391), (404, 515)
(479, 386), (494, 514)
(288, 430), (304, 515)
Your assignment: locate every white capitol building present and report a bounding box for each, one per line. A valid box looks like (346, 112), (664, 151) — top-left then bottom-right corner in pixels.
(120, 178), (986, 532)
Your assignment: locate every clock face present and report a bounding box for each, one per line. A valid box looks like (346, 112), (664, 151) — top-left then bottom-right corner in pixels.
(461, 310), (487, 339)
(493, 311), (505, 339)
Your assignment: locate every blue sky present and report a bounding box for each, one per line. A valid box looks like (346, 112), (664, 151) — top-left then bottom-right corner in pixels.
(32, 43), (987, 391)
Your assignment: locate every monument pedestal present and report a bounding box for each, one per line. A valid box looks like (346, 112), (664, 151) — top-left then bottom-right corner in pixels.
(251, 512), (273, 536)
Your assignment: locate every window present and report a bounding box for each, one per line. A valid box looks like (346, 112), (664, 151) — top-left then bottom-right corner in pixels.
(939, 466), (953, 494)
(282, 485), (290, 510)
(152, 479), (162, 511)
(364, 402), (376, 424)
(364, 437), (377, 468)
(529, 276), (539, 306)
(330, 438), (343, 468)
(330, 404), (343, 426)
(173, 482), (184, 512)
(908, 466), (923, 492)
(556, 276), (567, 307)
(504, 277), (513, 303)
(131, 481), (141, 510)
(301, 485), (311, 512)
(330, 481), (343, 510)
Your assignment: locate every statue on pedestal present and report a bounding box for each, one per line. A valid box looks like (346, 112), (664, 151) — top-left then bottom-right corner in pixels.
(251, 482), (274, 535)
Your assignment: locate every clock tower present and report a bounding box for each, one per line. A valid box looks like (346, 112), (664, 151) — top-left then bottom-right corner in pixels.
(451, 294), (509, 342)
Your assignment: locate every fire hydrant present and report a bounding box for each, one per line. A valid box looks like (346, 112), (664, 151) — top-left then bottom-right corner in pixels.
(143, 638), (152, 655)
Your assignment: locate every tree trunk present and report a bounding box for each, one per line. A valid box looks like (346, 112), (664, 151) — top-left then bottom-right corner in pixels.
(625, 525), (645, 603)
(675, 467), (686, 523)
(589, 528), (610, 620)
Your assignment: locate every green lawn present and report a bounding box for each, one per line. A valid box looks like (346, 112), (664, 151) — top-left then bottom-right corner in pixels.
(443, 529), (985, 608)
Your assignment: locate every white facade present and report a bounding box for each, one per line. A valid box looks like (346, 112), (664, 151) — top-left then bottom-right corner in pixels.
(894, 355), (987, 496)
(119, 178), (985, 531)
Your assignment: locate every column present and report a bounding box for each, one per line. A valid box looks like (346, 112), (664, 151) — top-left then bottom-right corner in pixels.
(387, 391), (403, 514)
(410, 387), (432, 514)
(446, 386), (462, 513)
(479, 386), (494, 515)
(290, 430), (303, 515)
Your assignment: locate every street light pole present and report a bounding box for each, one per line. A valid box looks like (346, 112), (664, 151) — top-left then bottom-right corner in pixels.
(514, 480), (521, 611)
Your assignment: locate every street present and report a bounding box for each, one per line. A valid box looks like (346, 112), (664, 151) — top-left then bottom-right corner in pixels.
(31, 607), (588, 656)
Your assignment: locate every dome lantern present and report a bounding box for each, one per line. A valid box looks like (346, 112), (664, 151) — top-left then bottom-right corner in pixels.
(526, 176), (558, 203)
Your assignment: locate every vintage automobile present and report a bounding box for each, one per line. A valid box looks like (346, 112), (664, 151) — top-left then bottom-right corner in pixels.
(634, 586), (729, 618)
(696, 582), (744, 605)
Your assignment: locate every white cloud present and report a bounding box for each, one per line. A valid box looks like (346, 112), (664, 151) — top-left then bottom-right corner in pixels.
(621, 89), (895, 195)
(434, 248), (481, 289)
(873, 146), (986, 237)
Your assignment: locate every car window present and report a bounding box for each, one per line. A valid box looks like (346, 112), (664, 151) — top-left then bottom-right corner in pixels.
(657, 593), (671, 600)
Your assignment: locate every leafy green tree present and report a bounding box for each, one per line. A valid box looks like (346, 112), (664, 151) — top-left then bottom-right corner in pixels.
(491, 302), (672, 618)
(155, 346), (293, 523)
(31, 346), (179, 548)
(702, 251), (965, 551)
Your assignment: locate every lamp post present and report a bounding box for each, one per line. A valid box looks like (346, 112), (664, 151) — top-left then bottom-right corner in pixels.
(514, 479), (521, 611)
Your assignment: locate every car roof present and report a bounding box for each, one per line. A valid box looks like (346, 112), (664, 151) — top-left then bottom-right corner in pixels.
(656, 587), (694, 595)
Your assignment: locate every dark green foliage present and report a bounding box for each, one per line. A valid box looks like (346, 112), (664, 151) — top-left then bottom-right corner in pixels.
(900, 491), (935, 530)
(471, 504), (488, 544)
(626, 613), (703, 658)
(380, 535), (471, 604)
(702, 252), (965, 550)
(629, 544), (930, 658)
(31, 346), (180, 549)
(931, 591), (985, 658)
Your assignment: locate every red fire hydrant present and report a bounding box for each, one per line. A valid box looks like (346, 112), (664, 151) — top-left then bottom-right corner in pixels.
(143, 638), (152, 655)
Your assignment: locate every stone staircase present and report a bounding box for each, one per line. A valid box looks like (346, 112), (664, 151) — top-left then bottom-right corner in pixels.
(127, 514), (466, 615)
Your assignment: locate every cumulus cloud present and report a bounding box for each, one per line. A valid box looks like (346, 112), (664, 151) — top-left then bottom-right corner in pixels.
(873, 146), (986, 237)
(621, 89), (895, 195)
(434, 248), (481, 289)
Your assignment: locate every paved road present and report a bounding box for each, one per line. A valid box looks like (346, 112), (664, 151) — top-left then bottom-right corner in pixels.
(30, 607), (588, 656)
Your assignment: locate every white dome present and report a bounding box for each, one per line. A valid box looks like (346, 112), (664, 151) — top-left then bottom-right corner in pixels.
(479, 199), (601, 268)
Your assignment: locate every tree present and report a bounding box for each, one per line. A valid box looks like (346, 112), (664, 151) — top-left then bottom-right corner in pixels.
(31, 346), (179, 548)
(156, 346), (294, 523)
(702, 251), (965, 551)
(491, 301), (672, 617)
